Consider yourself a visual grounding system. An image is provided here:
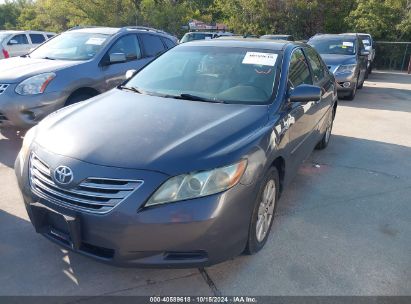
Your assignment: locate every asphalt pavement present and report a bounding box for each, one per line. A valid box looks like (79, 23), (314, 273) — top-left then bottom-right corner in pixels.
(0, 71), (410, 297)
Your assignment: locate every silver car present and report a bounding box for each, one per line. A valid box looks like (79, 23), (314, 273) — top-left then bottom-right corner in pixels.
(0, 26), (177, 129)
(0, 30), (56, 59)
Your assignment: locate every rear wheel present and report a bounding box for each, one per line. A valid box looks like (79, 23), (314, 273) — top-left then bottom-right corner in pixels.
(316, 110), (334, 150)
(244, 167), (279, 255)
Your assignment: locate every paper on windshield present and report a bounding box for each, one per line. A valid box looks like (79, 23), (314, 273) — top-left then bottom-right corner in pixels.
(86, 37), (106, 45)
(242, 52), (278, 66)
(342, 41), (354, 47)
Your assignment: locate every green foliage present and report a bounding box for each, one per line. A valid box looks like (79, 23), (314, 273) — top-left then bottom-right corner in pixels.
(347, 0), (411, 40)
(0, 0), (410, 41)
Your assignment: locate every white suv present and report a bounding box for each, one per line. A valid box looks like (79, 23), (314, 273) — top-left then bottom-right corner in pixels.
(0, 30), (56, 59)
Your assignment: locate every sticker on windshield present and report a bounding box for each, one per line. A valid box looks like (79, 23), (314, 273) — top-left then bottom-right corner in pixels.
(342, 41), (354, 47)
(242, 52), (278, 66)
(86, 37), (106, 45)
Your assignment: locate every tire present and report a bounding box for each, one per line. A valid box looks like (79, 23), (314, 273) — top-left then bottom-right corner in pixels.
(316, 110), (334, 150)
(65, 93), (94, 107)
(346, 76), (358, 100)
(244, 167), (279, 255)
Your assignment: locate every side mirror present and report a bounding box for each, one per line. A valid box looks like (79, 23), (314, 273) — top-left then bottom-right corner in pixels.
(125, 69), (137, 79)
(360, 50), (370, 56)
(109, 52), (126, 64)
(8, 39), (18, 45)
(289, 84), (321, 103)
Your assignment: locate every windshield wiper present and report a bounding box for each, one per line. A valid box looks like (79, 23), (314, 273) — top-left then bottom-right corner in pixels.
(42, 57), (56, 60)
(177, 93), (226, 104)
(118, 85), (143, 94)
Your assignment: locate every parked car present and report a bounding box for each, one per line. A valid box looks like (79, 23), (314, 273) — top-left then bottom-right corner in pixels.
(15, 38), (337, 267)
(0, 26), (177, 129)
(260, 34), (294, 41)
(344, 33), (375, 74)
(308, 34), (368, 100)
(180, 31), (233, 43)
(0, 30), (56, 59)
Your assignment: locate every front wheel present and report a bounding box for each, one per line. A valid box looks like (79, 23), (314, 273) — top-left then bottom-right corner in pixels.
(244, 167), (279, 255)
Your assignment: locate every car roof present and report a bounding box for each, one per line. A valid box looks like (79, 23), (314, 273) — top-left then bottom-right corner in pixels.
(262, 34), (292, 37)
(69, 27), (121, 35)
(0, 30), (55, 34)
(185, 32), (217, 35)
(310, 34), (358, 40)
(181, 38), (297, 51)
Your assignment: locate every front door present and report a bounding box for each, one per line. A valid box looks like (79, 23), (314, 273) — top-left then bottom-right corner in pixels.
(101, 34), (148, 90)
(285, 48), (318, 172)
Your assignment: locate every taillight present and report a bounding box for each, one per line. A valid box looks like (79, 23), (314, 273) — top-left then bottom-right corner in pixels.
(2, 49), (9, 58)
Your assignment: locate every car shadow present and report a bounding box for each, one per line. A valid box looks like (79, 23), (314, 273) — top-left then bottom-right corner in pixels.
(0, 128), (24, 168)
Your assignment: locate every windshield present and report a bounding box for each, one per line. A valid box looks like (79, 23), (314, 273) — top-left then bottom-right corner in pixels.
(309, 38), (357, 55)
(181, 33), (214, 43)
(125, 46), (280, 104)
(30, 32), (110, 60)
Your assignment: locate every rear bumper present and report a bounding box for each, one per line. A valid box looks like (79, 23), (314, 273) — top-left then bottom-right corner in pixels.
(0, 84), (68, 128)
(15, 147), (258, 268)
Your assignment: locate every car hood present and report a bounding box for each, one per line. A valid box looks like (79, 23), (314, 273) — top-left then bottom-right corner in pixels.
(320, 54), (357, 66)
(35, 89), (268, 176)
(0, 57), (83, 83)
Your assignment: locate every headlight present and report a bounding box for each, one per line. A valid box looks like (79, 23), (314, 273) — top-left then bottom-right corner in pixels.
(146, 160), (247, 207)
(335, 64), (356, 75)
(19, 126), (37, 169)
(15, 73), (56, 95)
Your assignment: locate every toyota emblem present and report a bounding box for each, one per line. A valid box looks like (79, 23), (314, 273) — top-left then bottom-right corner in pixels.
(54, 166), (74, 185)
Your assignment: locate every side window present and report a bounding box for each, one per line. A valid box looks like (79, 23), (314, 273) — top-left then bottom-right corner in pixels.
(47, 35), (55, 39)
(304, 47), (325, 83)
(288, 48), (312, 88)
(108, 34), (141, 61)
(29, 34), (46, 44)
(162, 38), (176, 50)
(8, 34), (29, 45)
(140, 34), (165, 57)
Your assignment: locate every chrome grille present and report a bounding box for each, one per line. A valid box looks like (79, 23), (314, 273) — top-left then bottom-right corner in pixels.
(0, 84), (9, 95)
(29, 153), (143, 214)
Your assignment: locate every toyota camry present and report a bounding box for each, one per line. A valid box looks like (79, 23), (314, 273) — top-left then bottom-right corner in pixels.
(15, 38), (337, 267)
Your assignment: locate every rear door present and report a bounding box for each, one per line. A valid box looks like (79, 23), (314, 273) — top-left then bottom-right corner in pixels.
(6, 33), (30, 57)
(101, 34), (146, 89)
(139, 33), (167, 59)
(303, 46), (334, 128)
(28, 33), (47, 49)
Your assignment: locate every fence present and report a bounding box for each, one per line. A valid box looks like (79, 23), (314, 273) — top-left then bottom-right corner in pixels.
(374, 41), (411, 72)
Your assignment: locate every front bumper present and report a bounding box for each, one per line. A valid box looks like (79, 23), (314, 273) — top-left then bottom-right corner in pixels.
(15, 146), (258, 267)
(0, 84), (68, 128)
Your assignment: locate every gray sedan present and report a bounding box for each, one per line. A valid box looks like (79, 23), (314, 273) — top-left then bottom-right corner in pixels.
(15, 39), (337, 267)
